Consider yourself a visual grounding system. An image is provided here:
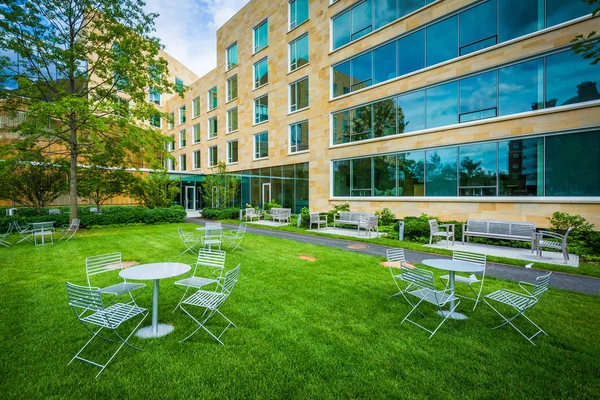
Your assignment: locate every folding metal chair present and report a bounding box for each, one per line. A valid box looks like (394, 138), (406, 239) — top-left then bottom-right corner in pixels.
(14, 221), (32, 244)
(178, 226), (201, 256)
(223, 223), (246, 251)
(386, 248), (415, 302)
(201, 226), (222, 250)
(0, 222), (14, 247)
(58, 218), (80, 242)
(86, 252), (146, 305)
(173, 248), (226, 312)
(66, 282), (148, 378)
(440, 251), (487, 310)
(179, 264), (241, 345)
(401, 267), (460, 339)
(484, 272), (552, 345)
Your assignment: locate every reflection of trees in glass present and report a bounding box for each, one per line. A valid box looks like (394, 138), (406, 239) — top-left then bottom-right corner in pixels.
(373, 99), (396, 137)
(351, 105), (372, 141)
(459, 156), (496, 186)
(426, 152), (456, 182)
(373, 155), (396, 195)
(398, 153), (424, 196)
(426, 150), (457, 196)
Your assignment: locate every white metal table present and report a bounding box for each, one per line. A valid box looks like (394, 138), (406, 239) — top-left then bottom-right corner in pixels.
(119, 262), (191, 338)
(31, 221), (55, 245)
(422, 258), (484, 320)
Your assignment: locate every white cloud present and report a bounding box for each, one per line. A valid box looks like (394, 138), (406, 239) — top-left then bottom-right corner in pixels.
(144, 0), (250, 79)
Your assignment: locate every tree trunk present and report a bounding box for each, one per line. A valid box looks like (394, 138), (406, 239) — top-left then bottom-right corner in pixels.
(69, 121), (78, 222)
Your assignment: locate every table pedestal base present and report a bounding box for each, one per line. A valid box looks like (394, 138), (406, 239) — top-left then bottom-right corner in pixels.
(437, 310), (468, 320)
(135, 323), (174, 338)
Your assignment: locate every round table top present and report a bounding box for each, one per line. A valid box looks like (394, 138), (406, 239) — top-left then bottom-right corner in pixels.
(119, 262), (191, 280)
(422, 259), (484, 273)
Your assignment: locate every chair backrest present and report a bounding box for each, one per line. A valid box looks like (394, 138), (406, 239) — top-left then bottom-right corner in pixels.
(245, 208), (255, 217)
(2, 222), (14, 236)
(531, 272), (552, 299)
(206, 221), (222, 228)
(562, 227), (573, 246)
(310, 212), (320, 222)
(387, 248), (406, 263)
(66, 282), (104, 314)
(49, 208), (61, 215)
(70, 218), (81, 228)
(90, 207), (98, 213)
(367, 215), (378, 228)
(429, 219), (439, 233)
(452, 251), (486, 270)
(197, 248), (226, 269)
(237, 223), (247, 236)
(86, 252), (123, 284)
(401, 267), (435, 291)
(204, 227), (222, 240)
(14, 220), (29, 231)
(221, 264), (241, 294)
(178, 226), (186, 239)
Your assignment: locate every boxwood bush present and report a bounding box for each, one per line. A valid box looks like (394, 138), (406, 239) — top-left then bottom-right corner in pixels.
(201, 207), (241, 220)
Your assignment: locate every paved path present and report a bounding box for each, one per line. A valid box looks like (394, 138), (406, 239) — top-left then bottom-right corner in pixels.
(186, 218), (600, 297)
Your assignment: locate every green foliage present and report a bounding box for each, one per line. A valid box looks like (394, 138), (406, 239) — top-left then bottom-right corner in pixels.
(201, 162), (240, 209)
(548, 211), (595, 236)
(264, 200), (282, 211)
(201, 207), (241, 220)
(77, 166), (136, 210)
(300, 207), (311, 228)
(327, 202), (350, 226)
(375, 207), (396, 226)
(571, 1), (600, 66)
(131, 171), (180, 209)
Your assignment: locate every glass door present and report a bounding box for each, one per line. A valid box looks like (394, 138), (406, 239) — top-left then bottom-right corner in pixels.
(185, 186), (195, 210)
(261, 183), (271, 210)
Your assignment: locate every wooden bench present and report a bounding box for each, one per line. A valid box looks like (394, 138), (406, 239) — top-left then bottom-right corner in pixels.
(462, 219), (536, 251)
(334, 212), (373, 230)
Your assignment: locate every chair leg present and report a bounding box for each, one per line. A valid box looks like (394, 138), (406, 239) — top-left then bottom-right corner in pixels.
(429, 300), (461, 339)
(179, 306), (230, 345)
(483, 299), (545, 346)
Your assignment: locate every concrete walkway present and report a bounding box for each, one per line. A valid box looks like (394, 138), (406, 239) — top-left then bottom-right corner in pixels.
(185, 218), (600, 297)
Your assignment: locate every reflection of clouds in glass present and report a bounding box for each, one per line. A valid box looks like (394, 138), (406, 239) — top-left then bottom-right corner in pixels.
(460, 143), (497, 174)
(546, 51), (600, 106)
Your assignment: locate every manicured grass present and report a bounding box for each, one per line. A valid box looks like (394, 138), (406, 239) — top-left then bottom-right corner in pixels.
(1, 223), (599, 399)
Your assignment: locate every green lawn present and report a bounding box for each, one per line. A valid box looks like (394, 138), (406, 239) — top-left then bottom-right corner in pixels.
(1, 224), (599, 399)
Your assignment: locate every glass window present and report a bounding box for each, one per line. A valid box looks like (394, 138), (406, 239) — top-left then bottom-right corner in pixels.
(398, 151), (425, 196)
(168, 135), (175, 152)
(397, 90), (426, 133)
(352, 157), (372, 196)
(545, 131), (600, 196)
(179, 129), (186, 148)
(208, 146), (218, 167)
(374, 0), (397, 30)
(254, 94), (269, 123)
(179, 154), (186, 171)
(175, 77), (184, 92)
(150, 113), (161, 128)
(426, 81), (458, 128)
(178, 105), (186, 124)
(290, 0), (309, 29)
(350, 104), (373, 142)
(226, 42), (238, 70)
(332, 110), (351, 144)
(227, 75), (238, 101)
(426, 147), (458, 196)
(499, 0), (543, 42)
(373, 99), (396, 138)
(426, 16), (458, 67)
(254, 20), (268, 53)
(290, 34), (309, 71)
(332, 61), (351, 97)
(227, 140), (239, 164)
(399, 0), (426, 17)
(351, 0), (373, 41)
(459, 70), (498, 122)
(498, 58), (544, 116)
(397, 29), (425, 77)
(149, 87), (161, 105)
(546, 0), (592, 27)
(254, 132), (269, 159)
(290, 77), (309, 112)
(350, 52), (372, 92)
(227, 107), (238, 132)
(193, 150), (201, 169)
(458, 142), (497, 196)
(498, 137), (543, 196)
(545, 50), (600, 108)
(192, 97), (200, 118)
(459, 0), (497, 56)
(290, 120), (309, 153)
(167, 112), (174, 129)
(333, 160), (351, 196)
(373, 155), (396, 196)
(208, 87), (218, 110)
(208, 116), (218, 139)
(193, 123), (201, 143)
(373, 42), (396, 84)
(332, 11), (351, 49)
(254, 57), (268, 88)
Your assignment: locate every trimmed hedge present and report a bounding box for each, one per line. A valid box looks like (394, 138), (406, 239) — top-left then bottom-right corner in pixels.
(201, 207), (241, 220)
(0, 205), (186, 230)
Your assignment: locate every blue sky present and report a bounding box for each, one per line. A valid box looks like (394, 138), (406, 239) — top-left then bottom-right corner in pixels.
(144, 0), (250, 78)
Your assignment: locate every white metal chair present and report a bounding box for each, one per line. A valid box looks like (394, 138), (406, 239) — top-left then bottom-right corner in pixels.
(223, 223), (246, 251)
(386, 248), (415, 303)
(0, 223), (14, 247)
(483, 272), (552, 346)
(33, 222), (54, 246)
(58, 218), (80, 242)
(179, 264), (241, 345)
(309, 212), (327, 230)
(401, 267), (460, 339)
(48, 208), (61, 215)
(14, 221), (32, 243)
(201, 226), (222, 250)
(85, 252), (146, 305)
(244, 208), (259, 222)
(178, 226), (201, 255)
(66, 282), (148, 378)
(173, 249), (226, 312)
(536, 228), (572, 263)
(440, 251), (487, 310)
(358, 215), (379, 237)
(429, 219), (455, 247)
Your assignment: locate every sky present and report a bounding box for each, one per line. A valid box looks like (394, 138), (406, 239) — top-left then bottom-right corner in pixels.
(144, 0), (250, 78)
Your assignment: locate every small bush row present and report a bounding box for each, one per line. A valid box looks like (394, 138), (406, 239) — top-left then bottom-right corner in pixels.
(201, 207), (241, 220)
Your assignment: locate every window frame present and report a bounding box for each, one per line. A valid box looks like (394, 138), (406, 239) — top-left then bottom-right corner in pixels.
(192, 97), (200, 118)
(179, 129), (186, 149)
(289, 120), (309, 154)
(208, 116), (218, 139)
(289, 76), (309, 113)
(253, 19), (269, 54)
(178, 105), (186, 125)
(289, 0), (309, 30)
(193, 150), (201, 170)
(179, 154), (187, 171)
(253, 94), (269, 124)
(192, 123), (201, 144)
(254, 131), (269, 160)
(227, 139), (239, 164)
(227, 107), (239, 133)
(208, 145), (218, 167)
(207, 86), (218, 111)
(289, 33), (309, 72)
(253, 57), (269, 89)
(226, 42), (238, 70)
(226, 75), (238, 102)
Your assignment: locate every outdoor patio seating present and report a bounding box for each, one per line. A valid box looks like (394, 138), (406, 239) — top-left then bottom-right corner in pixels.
(386, 248), (415, 302)
(428, 219), (455, 247)
(0, 223), (14, 247)
(358, 215), (379, 237)
(201, 226), (222, 250)
(66, 282), (148, 378)
(309, 212), (327, 230)
(244, 208), (259, 222)
(334, 212), (372, 230)
(484, 272), (552, 345)
(32, 222), (54, 246)
(401, 266), (460, 339)
(85, 252), (147, 305)
(440, 251), (487, 310)
(179, 264), (241, 345)
(48, 208), (61, 215)
(272, 208), (291, 224)
(173, 249), (226, 312)
(223, 223), (246, 251)
(58, 218), (80, 242)
(178, 226), (201, 255)
(14, 221), (32, 244)
(536, 228), (572, 263)
(462, 219), (536, 251)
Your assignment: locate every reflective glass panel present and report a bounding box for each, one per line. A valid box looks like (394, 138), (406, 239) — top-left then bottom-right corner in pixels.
(351, 105), (373, 142)
(426, 81), (459, 128)
(373, 42), (397, 84)
(546, 0), (592, 27)
(333, 110), (351, 144)
(333, 61), (351, 97)
(459, 70), (497, 122)
(254, 58), (268, 88)
(350, 52), (372, 91)
(333, 160), (351, 196)
(459, 0), (497, 55)
(498, 58), (544, 116)
(290, 34), (309, 71)
(226, 43), (238, 70)
(498, 137), (543, 196)
(397, 90), (425, 133)
(398, 151), (425, 196)
(254, 95), (268, 123)
(426, 147), (458, 196)
(545, 50), (600, 108)
(352, 0), (373, 41)
(254, 132), (268, 159)
(290, 121), (309, 153)
(399, 0), (425, 17)
(397, 29), (425, 77)
(374, 0), (397, 30)
(459, 142), (497, 196)
(254, 21), (268, 52)
(373, 99), (396, 137)
(373, 155), (396, 196)
(333, 11), (351, 49)
(426, 16), (458, 67)
(499, 0), (543, 42)
(352, 157), (372, 196)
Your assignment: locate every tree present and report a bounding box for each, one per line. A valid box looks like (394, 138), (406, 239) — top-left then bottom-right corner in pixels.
(0, 0), (182, 221)
(77, 166), (135, 210)
(130, 171), (180, 209)
(201, 162), (240, 209)
(572, 0), (600, 65)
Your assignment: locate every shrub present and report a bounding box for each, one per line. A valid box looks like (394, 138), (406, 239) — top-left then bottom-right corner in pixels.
(375, 207), (396, 226)
(264, 200), (282, 211)
(326, 202), (350, 226)
(300, 207), (310, 228)
(201, 207), (240, 220)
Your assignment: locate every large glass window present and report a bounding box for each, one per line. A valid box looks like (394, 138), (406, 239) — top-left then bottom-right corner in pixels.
(150, 113), (161, 128)
(498, 137), (543, 196)
(193, 150), (201, 169)
(290, 77), (309, 112)
(254, 132), (269, 159)
(426, 16), (458, 67)
(458, 142), (497, 196)
(332, 110), (351, 144)
(332, 0), (372, 49)
(352, 157), (372, 196)
(227, 107), (238, 132)
(373, 99), (396, 137)
(208, 116), (218, 139)
(499, 0), (543, 42)
(208, 146), (218, 167)
(459, 70), (498, 123)
(227, 140), (239, 164)
(498, 58), (544, 116)
(426, 81), (458, 129)
(545, 50), (600, 108)
(175, 77), (184, 92)
(332, 61), (351, 97)
(289, 0), (309, 29)
(208, 87), (218, 110)
(398, 151), (425, 196)
(459, 0), (497, 56)
(178, 105), (186, 124)
(350, 52), (372, 92)
(167, 112), (174, 130)
(193, 123), (201, 143)
(254, 94), (269, 123)
(373, 0), (396, 30)
(179, 129), (186, 148)
(399, 0), (427, 17)
(426, 147), (458, 196)
(254, 57), (268, 88)
(350, 105), (373, 142)
(373, 155), (396, 196)
(373, 41), (396, 84)
(397, 29), (425, 77)
(226, 42), (238, 70)
(290, 120), (309, 153)
(254, 20), (268, 53)
(149, 87), (161, 105)
(179, 154), (186, 171)
(545, 131), (600, 196)
(290, 34), (309, 71)
(192, 97), (200, 118)
(333, 160), (351, 196)
(227, 75), (238, 102)
(546, 0), (593, 27)
(397, 90), (425, 133)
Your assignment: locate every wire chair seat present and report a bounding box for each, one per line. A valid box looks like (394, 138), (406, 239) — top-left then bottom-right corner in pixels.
(81, 302), (147, 329)
(407, 287), (458, 306)
(99, 282), (146, 297)
(175, 276), (218, 289)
